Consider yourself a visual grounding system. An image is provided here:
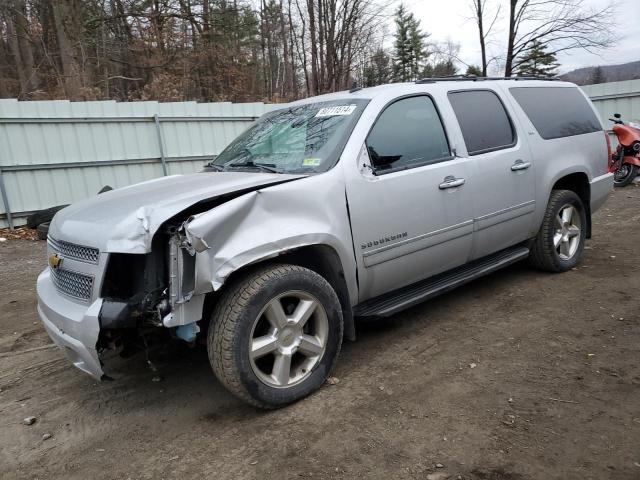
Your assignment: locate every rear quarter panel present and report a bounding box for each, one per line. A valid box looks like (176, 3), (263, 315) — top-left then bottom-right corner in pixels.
(498, 83), (610, 234)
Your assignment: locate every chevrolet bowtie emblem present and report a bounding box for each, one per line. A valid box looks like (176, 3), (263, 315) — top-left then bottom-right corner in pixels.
(48, 253), (63, 269)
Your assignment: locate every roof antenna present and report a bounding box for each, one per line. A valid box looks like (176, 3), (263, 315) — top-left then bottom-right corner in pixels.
(349, 81), (362, 93)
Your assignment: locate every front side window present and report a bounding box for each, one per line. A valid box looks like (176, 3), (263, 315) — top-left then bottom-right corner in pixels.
(209, 99), (368, 174)
(448, 90), (515, 155)
(366, 96), (451, 174)
(509, 86), (601, 140)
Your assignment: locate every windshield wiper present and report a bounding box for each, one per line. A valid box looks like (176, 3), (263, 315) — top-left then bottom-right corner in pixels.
(224, 161), (281, 173)
(204, 163), (224, 171)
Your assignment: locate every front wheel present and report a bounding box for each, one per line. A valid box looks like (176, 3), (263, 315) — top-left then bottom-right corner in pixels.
(208, 264), (343, 408)
(529, 189), (587, 272)
(614, 163), (638, 187)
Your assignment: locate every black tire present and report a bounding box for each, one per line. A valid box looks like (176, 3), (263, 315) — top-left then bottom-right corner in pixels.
(529, 189), (587, 272)
(26, 205), (68, 229)
(208, 264), (343, 409)
(613, 163), (638, 187)
(36, 222), (50, 240)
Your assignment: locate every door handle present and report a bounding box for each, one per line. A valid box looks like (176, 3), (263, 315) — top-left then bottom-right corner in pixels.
(511, 159), (532, 171)
(439, 175), (465, 189)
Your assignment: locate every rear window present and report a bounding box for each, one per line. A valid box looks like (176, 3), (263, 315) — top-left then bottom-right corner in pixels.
(448, 90), (515, 155)
(509, 87), (601, 140)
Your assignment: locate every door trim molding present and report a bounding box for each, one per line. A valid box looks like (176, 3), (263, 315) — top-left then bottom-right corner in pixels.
(473, 200), (536, 232)
(363, 219), (473, 267)
(360, 199), (536, 269)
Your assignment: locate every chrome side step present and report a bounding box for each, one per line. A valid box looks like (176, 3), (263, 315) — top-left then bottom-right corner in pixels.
(354, 245), (530, 318)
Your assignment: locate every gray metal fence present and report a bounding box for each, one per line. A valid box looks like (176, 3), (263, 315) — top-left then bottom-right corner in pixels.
(581, 79), (640, 124)
(0, 99), (272, 228)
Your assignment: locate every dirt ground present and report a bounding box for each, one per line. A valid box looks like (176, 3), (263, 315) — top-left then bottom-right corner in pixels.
(1, 186), (639, 480)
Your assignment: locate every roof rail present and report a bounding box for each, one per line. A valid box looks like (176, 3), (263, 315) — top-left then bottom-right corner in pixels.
(415, 75), (559, 84)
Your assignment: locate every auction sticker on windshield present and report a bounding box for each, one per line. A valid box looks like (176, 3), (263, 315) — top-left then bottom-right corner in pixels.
(315, 105), (357, 117)
(302, 157), (322, 167)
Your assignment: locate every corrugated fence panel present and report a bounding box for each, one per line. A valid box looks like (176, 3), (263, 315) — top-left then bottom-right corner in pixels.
(581, 79), (640, 125)
(0, 99), (272, 228)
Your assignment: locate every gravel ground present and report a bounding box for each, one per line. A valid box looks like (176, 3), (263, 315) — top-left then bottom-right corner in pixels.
(0, 186), (638, 480)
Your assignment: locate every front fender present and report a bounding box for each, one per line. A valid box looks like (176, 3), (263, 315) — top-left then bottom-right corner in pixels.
(184, 174), (358, 305)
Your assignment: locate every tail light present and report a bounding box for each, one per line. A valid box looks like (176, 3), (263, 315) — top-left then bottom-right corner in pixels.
(605, 130), (614, 172)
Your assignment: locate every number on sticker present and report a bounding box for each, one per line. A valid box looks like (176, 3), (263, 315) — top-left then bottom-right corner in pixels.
(315, 105), (357, 117)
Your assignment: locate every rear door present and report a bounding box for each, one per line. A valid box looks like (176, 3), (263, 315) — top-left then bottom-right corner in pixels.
(447, 89), (536, 259)
(346, 94), (475, 301)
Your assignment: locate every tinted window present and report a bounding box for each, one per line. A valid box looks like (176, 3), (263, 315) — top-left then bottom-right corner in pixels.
(448, 90), (515, 155)
(510, 87), (601, 140)
(366, 96), (450, 173)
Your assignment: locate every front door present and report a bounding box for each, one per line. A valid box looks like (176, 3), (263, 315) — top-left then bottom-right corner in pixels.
(345, 95), (476, 302)
(447, 89), (536, 259)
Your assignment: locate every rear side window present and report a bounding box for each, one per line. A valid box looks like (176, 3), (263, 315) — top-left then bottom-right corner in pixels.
(366, 96), (451, 173)
(448, 90), (515, 155)
(509, 87), (601, 140)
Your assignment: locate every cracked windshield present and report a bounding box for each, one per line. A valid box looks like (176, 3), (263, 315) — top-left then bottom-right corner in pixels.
(208, 99), (368, 174)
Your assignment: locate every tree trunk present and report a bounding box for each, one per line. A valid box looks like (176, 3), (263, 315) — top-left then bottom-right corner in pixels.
(307, 0), (318, 95)
(279, 1), (291, 99)
(475, 0), (487, 76)
(287, 0), (299, 98)
(52, 0), (81, 98)
(13, 0), (39, 93)
(260, 0), (269, 98)
(317, 0), (325, 92)
(5, 13), (27, 92)
(504, 0), (517, 77)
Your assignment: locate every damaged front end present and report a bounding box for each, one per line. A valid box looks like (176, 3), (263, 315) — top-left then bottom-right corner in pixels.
(96, 223), (204, 373)
(37, 169), (356, 380)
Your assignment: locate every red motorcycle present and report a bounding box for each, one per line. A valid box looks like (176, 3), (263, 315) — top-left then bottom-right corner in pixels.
(609, 113), (640, 187)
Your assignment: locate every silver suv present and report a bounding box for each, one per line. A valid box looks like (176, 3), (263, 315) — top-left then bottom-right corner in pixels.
(37, 79), (612, 408)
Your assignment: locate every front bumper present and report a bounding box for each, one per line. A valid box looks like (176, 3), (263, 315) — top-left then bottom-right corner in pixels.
(37, 269), (104, 380)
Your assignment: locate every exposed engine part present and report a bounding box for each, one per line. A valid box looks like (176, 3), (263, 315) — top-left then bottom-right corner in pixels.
(175, 323), (200, 343)
(162, 226), (204, 330)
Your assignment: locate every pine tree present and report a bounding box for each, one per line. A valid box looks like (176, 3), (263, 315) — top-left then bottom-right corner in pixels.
(466, 65), (483, 76)
(393, 4), (428, 82)
(515, 40), (559, 78)
(363, 49), (392, 87)
(432, 60), (457, 77)
(590, 66), (605, 84)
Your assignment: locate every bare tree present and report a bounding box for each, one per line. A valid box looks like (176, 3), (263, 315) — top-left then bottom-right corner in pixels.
(2, 0), (40, 95)
(0, 0), (388, 101)
(504, 0), (617, 77)
(469, 0), (500, 76)
(294, 0), (387, 94)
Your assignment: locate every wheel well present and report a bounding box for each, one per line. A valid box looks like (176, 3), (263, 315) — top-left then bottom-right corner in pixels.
(553, 173), (591, 238)
(203, 245), (356, 341)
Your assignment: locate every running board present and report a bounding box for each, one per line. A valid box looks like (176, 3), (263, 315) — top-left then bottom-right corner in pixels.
(354, 245), (530, 318)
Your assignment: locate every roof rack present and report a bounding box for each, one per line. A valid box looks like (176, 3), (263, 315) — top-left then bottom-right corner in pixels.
(415, 75), (559, 84)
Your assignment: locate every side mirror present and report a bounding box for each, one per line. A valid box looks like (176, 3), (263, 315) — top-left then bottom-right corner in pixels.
(614, 113), (621, 119)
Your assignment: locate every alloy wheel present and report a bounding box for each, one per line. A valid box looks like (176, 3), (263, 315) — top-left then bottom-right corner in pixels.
(554, 204), (581, 260)
(249, 291), (329, 388)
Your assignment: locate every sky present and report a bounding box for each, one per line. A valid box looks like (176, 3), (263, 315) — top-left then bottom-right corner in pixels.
(402, 0), (640, 74)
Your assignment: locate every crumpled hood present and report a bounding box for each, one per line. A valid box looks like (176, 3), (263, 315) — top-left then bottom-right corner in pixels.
(49, 172), (303, 253)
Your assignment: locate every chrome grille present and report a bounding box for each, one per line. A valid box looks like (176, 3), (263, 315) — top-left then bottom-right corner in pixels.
(48, 237), (99, 264)
(50, 268), (94, 301)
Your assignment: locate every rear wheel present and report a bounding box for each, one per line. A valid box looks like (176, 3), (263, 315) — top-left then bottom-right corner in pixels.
(208, 264), (343, 408)
(529, 189), (587, 272)
(613, 163), (638, 187)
